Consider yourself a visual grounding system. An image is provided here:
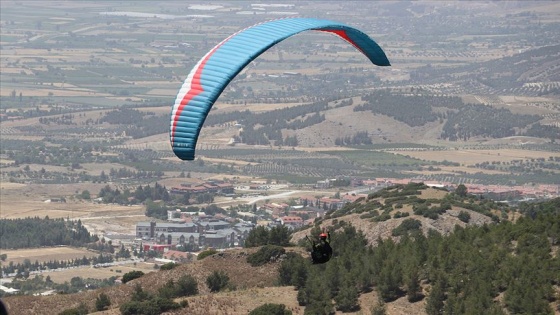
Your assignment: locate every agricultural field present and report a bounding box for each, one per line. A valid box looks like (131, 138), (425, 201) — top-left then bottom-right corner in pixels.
(1, 247), (98, 265)
(390, 148), (560, 166)
(41, 261), (157, 284)
(0, 3), (559, 315)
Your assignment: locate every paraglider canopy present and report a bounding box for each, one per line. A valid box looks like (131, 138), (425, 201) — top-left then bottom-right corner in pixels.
(170, 17), (391, 161)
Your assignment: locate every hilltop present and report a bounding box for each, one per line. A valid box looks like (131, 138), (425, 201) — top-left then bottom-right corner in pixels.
(291, 186), (496, 246)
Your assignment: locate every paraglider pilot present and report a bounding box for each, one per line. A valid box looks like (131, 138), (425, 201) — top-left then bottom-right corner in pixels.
(309, 231), (332, 264)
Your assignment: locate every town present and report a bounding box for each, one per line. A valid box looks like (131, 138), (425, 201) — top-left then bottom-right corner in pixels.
(130, 176), (559, 259)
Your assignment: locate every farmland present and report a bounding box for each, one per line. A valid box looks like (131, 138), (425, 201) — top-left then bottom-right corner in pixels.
(1, 1), (558, 200)
(1, 247), (97, 265)
(1, 3), (560, 313)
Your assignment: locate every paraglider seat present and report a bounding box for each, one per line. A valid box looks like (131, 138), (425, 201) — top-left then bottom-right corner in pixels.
(311, 243), (332, 264)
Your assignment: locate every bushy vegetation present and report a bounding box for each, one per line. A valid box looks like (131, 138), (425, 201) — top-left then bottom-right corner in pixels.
(97, 182), (170, 205)
(206, 270), (231, 292)
(157, 275), (199, 298)
(99, 108), (168, 139)
(158, 262), (178, 270)
(247, 245), (286, 266)
(197, 249), (218, 260)
(5, 274), (116, 296)
(244, 225), (292, 247)
(122, 270), (144, 284)
(325, 182), (504, 223)
(391, 218), (422, 236)
(58, 302), (89, 315)
(358, 91), (450, 126)
(278, 202), (560, 314)
(0, 217), (97, 249)
(95, 293), (111, 311)
(441, 104), (539, 141)
(119, 284), (182, 315)
(2, 253), (113, 277)
(207, 101), (331, 146)
(249, 303), (292, 315)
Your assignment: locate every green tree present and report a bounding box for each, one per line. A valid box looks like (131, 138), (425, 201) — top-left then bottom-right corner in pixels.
(158, 279), (177, 299)
(268, 225), (292, 246)
(334, 281), (359, 312)
(249, 303), (292, 315)
(405, 267), (423, 303)
(247, 245), (285, 266)
(95, 292), (111, 311)
(159, 262), (177, 270)
(458, 210), (471, 223)
(58, 302), (88, 315)
(131, 284), (150, 301)
(278, 252), (307, 289)
(197, 249), (217, 260)
(122, 270), (144, 283)
(426, 279), (445, 315)
(206, 270), (230, 292)
(175, 274), (198, 296)
(244, 225), (270, 247)
(80, 190), (90, 200)
(455, 184), (468, 197)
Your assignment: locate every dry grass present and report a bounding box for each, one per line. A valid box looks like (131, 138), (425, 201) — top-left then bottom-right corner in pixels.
(389, 149), (560, 166)
(2, 247), (426, 315)
(1, 247), (98, 265)
(43, 262), (156, 284)
(0, 181), (149, 236)
(419, 189), (448, 200)
(215, 101), (305, 113)
(0, 190), (145, 221)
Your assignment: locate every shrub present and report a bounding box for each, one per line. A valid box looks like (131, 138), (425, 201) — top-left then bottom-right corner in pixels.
(458, 210), (471, 223)
(373, 212), (391, 222)
(175, 274), (198, 296)
(122, 270), (144, 283)
(393, 211), (409, 218)
(206, 270), (230, 292)
(360, 210), (379, 219)
(95, 293), (111, 311)
(392, 218), (422, 236)
(58, 303), (88, 315)
(121, 285), (181, 315)
(249, 303), (292, 315)
(197, 249), (217, 260)
(277, 252), (307, 288)
(247, 245), (286, 267)
(120, 297), (180, 315)
(159, 262), (177, 270)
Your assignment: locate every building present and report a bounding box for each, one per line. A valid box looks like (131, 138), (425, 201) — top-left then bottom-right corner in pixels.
(279, 216), (303, 230)
(136, 221), (198, 239)
(136, 220), (254, 249)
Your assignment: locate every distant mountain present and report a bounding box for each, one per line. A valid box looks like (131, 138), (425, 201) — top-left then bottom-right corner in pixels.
(411, 44), (560, 96)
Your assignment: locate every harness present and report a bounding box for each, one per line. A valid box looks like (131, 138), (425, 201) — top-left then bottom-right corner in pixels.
(308, 236), (332, 264)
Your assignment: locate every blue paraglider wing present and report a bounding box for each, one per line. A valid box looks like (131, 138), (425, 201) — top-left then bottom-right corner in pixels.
(170, 18), (390, 160)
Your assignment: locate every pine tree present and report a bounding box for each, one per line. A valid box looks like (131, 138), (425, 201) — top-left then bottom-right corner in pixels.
(426, 279), (445, 315)
(334, 281), (359, 312)
(95, 292), (111, 311)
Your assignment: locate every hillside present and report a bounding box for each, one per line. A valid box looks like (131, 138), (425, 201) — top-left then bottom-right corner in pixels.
(7, 184), (557, 315)
(291, 186), (495, 246)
